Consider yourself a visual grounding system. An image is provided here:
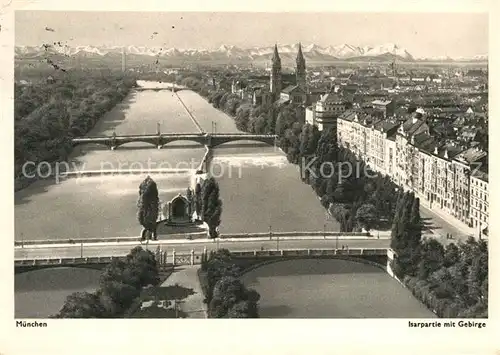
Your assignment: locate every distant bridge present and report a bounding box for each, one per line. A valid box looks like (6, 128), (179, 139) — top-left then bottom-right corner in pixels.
(72, 133), (278, 150)
(134, 86), (186, 93)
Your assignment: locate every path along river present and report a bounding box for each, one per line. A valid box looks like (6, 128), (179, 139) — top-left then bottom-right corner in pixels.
(15, 81), (430, 318)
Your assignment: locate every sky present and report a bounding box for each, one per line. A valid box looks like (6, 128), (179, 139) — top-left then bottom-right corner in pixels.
(15, 11), (488, 58)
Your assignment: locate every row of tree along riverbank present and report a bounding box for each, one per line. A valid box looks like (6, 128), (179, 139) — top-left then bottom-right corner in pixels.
(390, 191), (488, 318)
(15, 69), (137, 190)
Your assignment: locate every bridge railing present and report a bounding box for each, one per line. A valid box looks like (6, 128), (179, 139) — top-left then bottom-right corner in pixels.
(14, 230), (374, 247)
(220, 231), (371, 239)
(72, 133), (276, 141)
(14, 255), (129, 267)
(229, 248), (387, 258)
(73, 133), (206, 140)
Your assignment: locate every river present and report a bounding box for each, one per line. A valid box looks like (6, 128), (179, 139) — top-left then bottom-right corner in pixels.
(13, 80), (338, 317)
(241, 259), (436, 318)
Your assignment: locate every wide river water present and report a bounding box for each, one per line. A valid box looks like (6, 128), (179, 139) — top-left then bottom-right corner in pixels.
(14, 81), (429, 318)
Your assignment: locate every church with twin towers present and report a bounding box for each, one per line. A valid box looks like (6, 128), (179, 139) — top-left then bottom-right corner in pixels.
(269, 43), (307, 101)
(244, 43), (320, 108)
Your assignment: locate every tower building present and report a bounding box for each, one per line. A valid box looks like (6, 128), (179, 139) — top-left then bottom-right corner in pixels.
(270, 44), (282, 97)
(296, 43), (306, 90)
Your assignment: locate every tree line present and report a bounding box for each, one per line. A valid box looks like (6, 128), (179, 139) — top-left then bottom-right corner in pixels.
(15, 68), (137, 183)
(54, 246), (160, 318)
(199, 249), (260, 318)
(390, 191), (488, 318)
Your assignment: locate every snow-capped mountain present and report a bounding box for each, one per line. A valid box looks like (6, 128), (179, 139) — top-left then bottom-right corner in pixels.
(14, 43), (487, 62)
(415, 53), (488, 62)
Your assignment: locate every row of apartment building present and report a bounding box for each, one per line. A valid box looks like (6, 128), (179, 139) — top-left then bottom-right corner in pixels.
(336, 110), (488, 239)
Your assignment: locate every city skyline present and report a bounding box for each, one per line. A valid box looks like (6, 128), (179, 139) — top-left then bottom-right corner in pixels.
(15, 11), (488, 58)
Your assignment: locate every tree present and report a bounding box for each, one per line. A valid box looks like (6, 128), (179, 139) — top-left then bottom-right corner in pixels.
(444, 243), (460, 267)
(407, 197), (423, 248)
(417, 238), (445, 280)
(99, 281), (140, 316)
(137, 176), (160, 240)
(299, 124), (320, 159)
(209, 275), (260, 318)
(100, 247), (159, 290)
(201, 177), (223, 238)
(194, 182), (202, 219)
(100, 258), (128, 287)
(125, 246), (160, 288)
(226, 299), (259, 318)
(355, 203), (378, 231)
(315, 127), (338, 164)
(332, 182), (348, 203)
(56, 292), (106, 318)
(209, 276), (245, 317)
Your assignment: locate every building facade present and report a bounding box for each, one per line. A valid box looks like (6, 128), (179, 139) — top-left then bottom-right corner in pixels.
(470, 170), (488, 237)
(336, 109), (488, 239)
(314, 93), (348, 132)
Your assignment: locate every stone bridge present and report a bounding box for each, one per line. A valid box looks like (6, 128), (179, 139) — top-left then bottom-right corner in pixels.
(72, 133), (278, 150)
(14, 247), (393, 273)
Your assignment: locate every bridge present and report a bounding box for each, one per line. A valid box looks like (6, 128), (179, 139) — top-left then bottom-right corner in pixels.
(72, 133), (278, 150)
(14, 236), (391, 272)
(15, 247), (392, 273)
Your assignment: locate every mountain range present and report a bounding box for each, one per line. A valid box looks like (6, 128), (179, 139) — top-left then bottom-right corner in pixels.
(15, 43), (487, 63)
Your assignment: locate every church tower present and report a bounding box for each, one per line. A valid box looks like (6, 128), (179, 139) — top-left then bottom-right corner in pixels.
(296, 43), (306, 90)
(270, 44), (282, 97)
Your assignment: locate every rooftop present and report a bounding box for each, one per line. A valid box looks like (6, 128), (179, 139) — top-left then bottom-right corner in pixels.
(282, 85), (305, 95)
(373, 120), (400, 133)
(454, 146), (487, 165)
(472, 168), (488, 182)
(372, 99), (392, 106)
(320, 93), (345, 104)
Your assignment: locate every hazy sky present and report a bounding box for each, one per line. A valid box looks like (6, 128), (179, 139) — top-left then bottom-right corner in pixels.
(15, 11), (488, 57)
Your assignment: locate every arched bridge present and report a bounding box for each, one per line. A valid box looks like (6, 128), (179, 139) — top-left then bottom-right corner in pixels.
(72, 133), (278, 150)
(14, 247), (392, 273)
